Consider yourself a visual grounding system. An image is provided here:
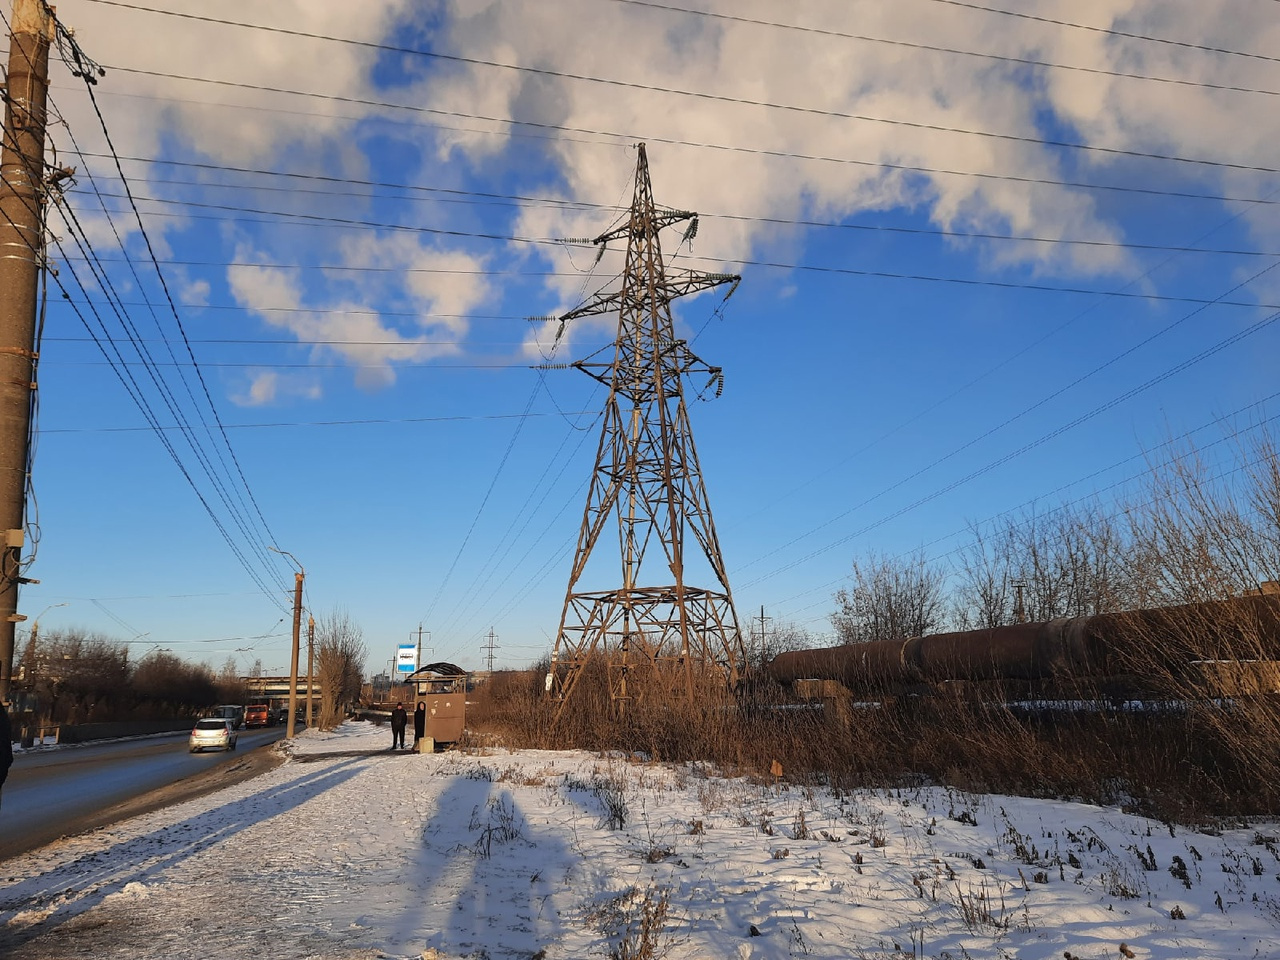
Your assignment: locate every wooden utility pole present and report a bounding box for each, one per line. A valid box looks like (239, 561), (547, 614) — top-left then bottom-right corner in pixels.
(287, 571), (302, 737)
(269, 545), (304, 735)
(305, 613), (314, 727)
(0, 0), (53, 705)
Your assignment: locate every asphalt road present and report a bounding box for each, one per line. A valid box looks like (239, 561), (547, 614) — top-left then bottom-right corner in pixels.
(0, 726), (287, 861)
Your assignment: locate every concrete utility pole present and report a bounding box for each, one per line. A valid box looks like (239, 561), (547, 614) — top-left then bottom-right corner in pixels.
(0, 0), (53, 705)
(305, 613), (314, 728)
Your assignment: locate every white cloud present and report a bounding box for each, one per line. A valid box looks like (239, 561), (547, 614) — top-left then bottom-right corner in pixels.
(389, 0), (1275, 348)
(48, 0), (1277, 385)
(230, 369), (323, 408)
(226, 237), (492, 394)
(180, 278), (211, 307)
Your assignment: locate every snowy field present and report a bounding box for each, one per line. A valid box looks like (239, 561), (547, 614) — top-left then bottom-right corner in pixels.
(2, 720), (1278, 959)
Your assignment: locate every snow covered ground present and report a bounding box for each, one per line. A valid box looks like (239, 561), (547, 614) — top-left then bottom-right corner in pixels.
(2, 719), (1278, 959)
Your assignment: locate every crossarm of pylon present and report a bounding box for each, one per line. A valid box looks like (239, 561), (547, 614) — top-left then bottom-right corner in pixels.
(664, 269), (740, 301)
(553, 289), (626, 343)
(555, 271), (737, 344)
(592, 207), (697, 246)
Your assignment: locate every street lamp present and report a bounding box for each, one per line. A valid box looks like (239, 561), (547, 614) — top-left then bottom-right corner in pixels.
(268, 546), (305, 738)
(25, 600), (69, 665)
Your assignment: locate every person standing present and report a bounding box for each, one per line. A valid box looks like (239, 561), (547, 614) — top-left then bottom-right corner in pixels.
(390, 702), (407, 750)
(1, 702), (13, 810)
(413, 701), (426, 751)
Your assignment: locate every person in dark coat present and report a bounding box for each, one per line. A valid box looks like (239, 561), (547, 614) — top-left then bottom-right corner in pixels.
(1, 703), (13, 810)
(390, 702), (407, 749)
(413, 701), (426, 750)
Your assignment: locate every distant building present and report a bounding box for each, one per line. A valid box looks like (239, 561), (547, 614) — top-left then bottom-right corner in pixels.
(240, 675), (320, 718)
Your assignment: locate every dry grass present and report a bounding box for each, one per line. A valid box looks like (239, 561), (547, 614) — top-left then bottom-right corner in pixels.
(465, 431), (1280, 824)
(466, 658), (1280, 823)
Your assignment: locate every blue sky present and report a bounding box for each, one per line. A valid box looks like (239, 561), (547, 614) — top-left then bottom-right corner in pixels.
(14, 0), (1280, 675)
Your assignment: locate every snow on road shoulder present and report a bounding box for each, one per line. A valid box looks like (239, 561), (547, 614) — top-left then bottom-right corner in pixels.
(1, 719), (1278, 959)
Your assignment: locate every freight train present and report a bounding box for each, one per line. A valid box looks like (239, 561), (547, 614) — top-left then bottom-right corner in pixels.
(765, 593), (1280, 697)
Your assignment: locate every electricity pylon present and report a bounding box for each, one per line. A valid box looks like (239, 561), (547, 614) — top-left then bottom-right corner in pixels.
(547, 144), (747, 719)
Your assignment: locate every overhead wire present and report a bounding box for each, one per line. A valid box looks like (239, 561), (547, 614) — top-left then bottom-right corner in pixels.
(49, 17), (293, 599)
(6, 56), (284, 610)
(924, 0), (1280, 64)
(0, 33), (293, 611)
(41, 410), (601, 433)
(42, 217), (290, 609)
(727, 178), (1280, 537)
(608, 0), (1280, 97)
(50, 134), (291, 597)
(27, 3), (1280, 660)
(45, 192), (291, 600)
(47, 253), (1280, 313)
(83, 184), (1280, 260)
(96, 62), (1280, 178)
(80, 0), (1280, 149)
(739, 301), (1280, 592)
(76, 144), (1280, 209)
(770, 399), (1280, 625)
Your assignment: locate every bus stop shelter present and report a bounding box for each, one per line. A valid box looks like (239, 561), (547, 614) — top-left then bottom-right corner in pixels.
(404, 662), (467, 750)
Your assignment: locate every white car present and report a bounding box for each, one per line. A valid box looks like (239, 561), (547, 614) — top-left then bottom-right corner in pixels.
(189, 718), (239, 752)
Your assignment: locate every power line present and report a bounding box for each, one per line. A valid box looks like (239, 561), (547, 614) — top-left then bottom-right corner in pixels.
(726, 178), (1280, 537)
(56, 23), (291, 597)
(41, 410), (600, 434)
(83, 0), (1280, 101)
(608, 0), (1280, 97)
(925, 0), (1280, 64)
(78, 147), (1280, 210)
(92, 62), (1280, 177)
(50, 143), (290, 599)
(740, 303), (1280, 591)
(31, 1), (1280, 658)
(48, 253), (1280, 313)
(4, 123), (286, 608)
(87, 185), (1280, 260)
(770, 402), (1280, 622)
(44, 225), (290, 610)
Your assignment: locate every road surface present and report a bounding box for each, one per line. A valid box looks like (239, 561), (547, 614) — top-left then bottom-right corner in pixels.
(0, 726), (287, 860)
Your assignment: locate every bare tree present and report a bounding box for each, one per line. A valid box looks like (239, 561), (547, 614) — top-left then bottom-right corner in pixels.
(748, 618), (815, 671)
(27, 630), (130, 723)
(953, 521), (1015, 629)
(1106, 429), (1280, 808)
(953, 504), (1136, 628)
(132, 651), (216, 717)
(1125, 436), (1278, 604)
(215, 656), (247, 706)
(832, 550), (947, 644)
(314, 609), (367, 730)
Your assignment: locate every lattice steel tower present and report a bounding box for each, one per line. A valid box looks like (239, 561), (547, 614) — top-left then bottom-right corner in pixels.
(548, 144), (747, 718)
